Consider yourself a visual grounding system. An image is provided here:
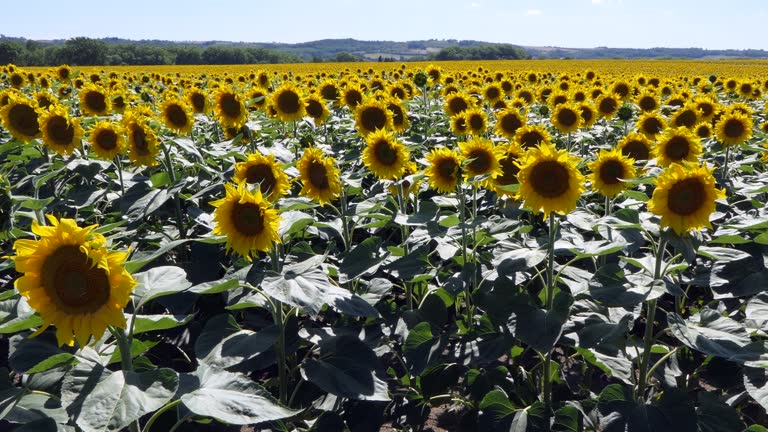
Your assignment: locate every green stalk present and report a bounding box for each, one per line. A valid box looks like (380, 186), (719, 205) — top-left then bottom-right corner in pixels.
(722, 146), (731, 181)
(542, 213), (558, 420)
(457, 180), (472, 319)
(111, 326), (140, 432)
(161, 144), (186, 239)
(115, 156), (126, 196)
(141, 400), (182, 432)
(397, 182), (413, 310)
(270, 245), (288, 405)
(636, 236), (667, 401)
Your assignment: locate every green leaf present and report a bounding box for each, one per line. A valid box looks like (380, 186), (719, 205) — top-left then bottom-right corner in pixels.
(124, 238), (192, 273)
(5, 392), (68, 425)
(131, 314), (194, 335)
(697, 392), (745, 432)
(339, 237), (384, 280)
(507, 291), (572, 353)
(180, 364), (299, 424)
(187, 278), (239, 295)
(697, 246), (752, 262)
(199, 327), (279, 369)
(404, 322), (443, 375)
(9, 338), (73, 373)
(278, 210), (314, 238)
(26, 353), (78, 374)
(479, 390), (516, 422)
(61, 361), (178, 432)
(667, 311), (768, 364)
(132, 266), (192, 307)
(589, 264), (667, 307)
(0, 314), (43, 334)
(553, 405), (582, 432)
(744, 367), (768, 412)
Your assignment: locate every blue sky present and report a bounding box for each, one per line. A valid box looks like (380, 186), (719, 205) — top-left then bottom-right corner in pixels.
(3, 0), (767, 50)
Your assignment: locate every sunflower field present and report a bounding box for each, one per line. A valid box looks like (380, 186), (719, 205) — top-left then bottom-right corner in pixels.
(1, 59), (768, 432)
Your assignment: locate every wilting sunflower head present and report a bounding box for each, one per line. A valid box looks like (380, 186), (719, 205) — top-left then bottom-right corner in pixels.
(714, 111), (753, 147)
(210, 183), (282, 261)
(459, 137), (502, 184)
(636, 112), (667, 139)
(38, 104), (84, 156)
(304, 93), (330, 127)
(463, 107), (488, 136)
(514, 124), (552, 150)
(78, 83), (111, 117)
(124, 114), (160, 167)
(552, 103), (583, 134)
(654, 127), (702, 167)
(233, 152), (291, 202)
(160, 98), (194, 135)
(297, 147), (341, 206)
(0, 93), (40, 142)
(88, 120), (126, 160)
(494, 108), (526, 140)
(648, 162), (725, 235)
(425, 147), (461, 194)
(516, 142), (585, 219)
(362, 129), (410, 180)
(271, 82), (306, 123)
(213, 86), (247, 128)
(588, 148), (637, 198)
(355, 98), (392, 137)
(11, 214), (136, 347)
(617, 132), (653, 161)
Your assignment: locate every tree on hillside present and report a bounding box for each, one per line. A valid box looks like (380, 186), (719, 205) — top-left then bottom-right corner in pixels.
(59, 37), (109, 65)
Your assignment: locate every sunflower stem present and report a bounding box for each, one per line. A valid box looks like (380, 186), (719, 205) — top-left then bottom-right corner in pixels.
(141, 400), (182, 432)
(722, 145), (730, 182)
(115, 156), (126, 196)
(339, 187), (351, 251)
(542, 213), (558, 421)
(637, 235), (667, 401)
(397, 182), (413, 310)
(457, 181), (472, 320)
(161, 143), (186, 239)
(110, 326), (140, 432)
(270, 245), (289, 406)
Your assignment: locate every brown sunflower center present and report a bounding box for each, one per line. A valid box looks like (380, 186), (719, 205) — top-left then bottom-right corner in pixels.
(360, 106), (387, 132)
(321, 85), (339, 101)
(231, 202), (265, 236)
(453, 117), (467, 133)
(131, 125), (149, 156)
(724, 118), (745, 138)
(599, 97), (618, 115)
(306, 99), (324, 118)
(468, 114), (485, 131)
(557, 108), (578, 127)
(277, 90), (301, 114)
(667, 178), (705, 216)
(641, 117), (663, 135)
(165, 104), (188, 128)
(84, 91), (106, 114)
(344, 90), (362, 109)
(579, 107), (594, 124)
(96, 129), (118, 150)
(437, 158), (458, 181)
(190, 93), (206, 112)
(599, 160), (626, 185)
(485, 87), (500, 100)
(245, 163), (277, 194)
(388, 104), (405, 126)
(639, 96), (657, 111)
(47, 116), (75, 145)
(467, 149), (491, 174)
(664, 136), (690, 161)
(530, 160), (569, 198)
(373, 140), (398, 166)
(43, 245), (110, 313)
(308, 161), (330, 190)
(497, 156), (520, 185)
(674, 109), (697, 128)
(10, 74), (24, 87)
(697, 102), (713, 117)
(9, 104), (40, 137)
(519, 131), (545, 149)
(499, 113), (522, 135)
(219, 93), (242, 118)
(448, 97), (468, 115)
(621, 140), (650, 160)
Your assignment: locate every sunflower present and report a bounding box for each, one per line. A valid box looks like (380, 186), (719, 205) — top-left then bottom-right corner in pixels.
(187, 89), (209, 114)
(88, 120), (126, 160)
(714, 111), (753, 147)
(648, 163), (725, 235)
(617, 133), (653, 161)
(385, 98), (410, 133)
(514, 124), (552, 150)
(0, 94), (40, 142)
(8, 72), (26, 89)
(233, 152), (291, 202)
(459, 137), (502, 183)
(463, 107), (488, 136)
(425, 147), (461, 193)
(38, 105), (84, 156)
(670, 103), (699, 129)
(482, 83), (503, 105)
(354, 98), (392, 136)
(124, 114), (160, 167)
(213, 86), (247, 128)
(588, 149), (636, 198)
(596, 93), (620, 119)
(516, 142), (585, 219)
(341, 84), (364, 110)
(160, 98), (194, 135)
(636, 112), (667, 139)
(78, 84), (110, 117)
(694, 122), (712, 139)
(319, 80), (341, 105)
(111, 93), (128, 114)
(492, 142), (525, 196)
(34, 91), (56, 110)
(56, 65), (71, 81)
(304, 93), (330, 127)
(362, 129), (410, 180)
(635, 91), (659, 113)
(551, 103), (583, 134)
(11, 215), (135, 347)
(450, 115), (469, 136)
(270, 83), (306, 123)
(297, 147), (341, 206)
(211, 183), (282, 261)
(494, 108), (526, 140)
(611, 80), (633, 101)
(693, 95), (718, 123)
(247, 87), (269, 111)
(654, 127), (702, 167)
(444, 92), (473, 117)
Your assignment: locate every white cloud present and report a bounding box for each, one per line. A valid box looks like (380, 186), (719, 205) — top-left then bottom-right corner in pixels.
(471, 2), (481, 7)
(526, 9), (542, 15)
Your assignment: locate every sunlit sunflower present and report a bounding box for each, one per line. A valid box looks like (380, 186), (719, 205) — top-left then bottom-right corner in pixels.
(385, 98), (410, 133)
(635, 90), (659, 113)
(494, 108), (526, 140)
(670, 103), (699, 129)
(211, 183), (282, 261)
(617, 133), (653, 161)
(588, 149), (636, 198)
(247, 87), (269, 111)
(463, 107), (488, 136)
(362, 129), (410, 180)
(450, 114), (469, 136)
(160, 98), (194, 135)
(0, 94), (40, 142)
(88, 120), (126, 160)
(271, 83), (306, 123)
(654, 127), (702, 167)
(516, 142), (585, 218)
(425, 147), (461, 193)
(514, 124), (552, 150)
(11, 215), (135, 347)
(34, 91), (56, 110)
(714, 111), (753, 147)
(233, 152), (291, 202)
(319, 80), (341, 106)
(341, 84), (364, 110)
(56, 65), (71, 81)
(187, 89), (209, 114)
(213, 86), (247, 128)
(648, 162), (725, 235)
(694, 122), (712, 139)
(8, 71), (26, 89)
(551, 103), (583, 134)
(576, 102), (597, 128)
(78, 84), (110, 117)
(38, 105), (84, 156)
(492, 142), (525, 196)
(693, 95), (718, 123)
(297, 147), (341, 206)
(459, 137), (502, 183)
(304, 93), (330, 127)
(636, 112), (667, 139)
(596, 93), (620, 119)
(482, 83), (503, 105)
(444, 92), (473, 117)
(124, 114), (160, 167)
(355, 98), (392, 136)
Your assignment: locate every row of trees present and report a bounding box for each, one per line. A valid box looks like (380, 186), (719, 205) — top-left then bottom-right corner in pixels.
(430, 44), (530, 61)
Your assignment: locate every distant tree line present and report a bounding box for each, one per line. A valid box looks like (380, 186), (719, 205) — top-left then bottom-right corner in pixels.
(429, 44), (530, 61)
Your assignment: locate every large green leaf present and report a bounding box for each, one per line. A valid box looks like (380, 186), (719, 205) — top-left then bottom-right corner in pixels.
(180, 364), (299, 424)
(61, 361), (178, 432)
(507, 291), (572, 353)
(403, 321), (444, 375)
(9, 337), (76, 373)
(744, 367), (768, 412)
(199, 327), (279, 369)
(589, 264), (667, 307)
(696, 392), (745, 432)
(597, 385), (695, 432)
(130, 314), (195, 335)
(132, 266), (192, 307)
(667, 311), (768, 364)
